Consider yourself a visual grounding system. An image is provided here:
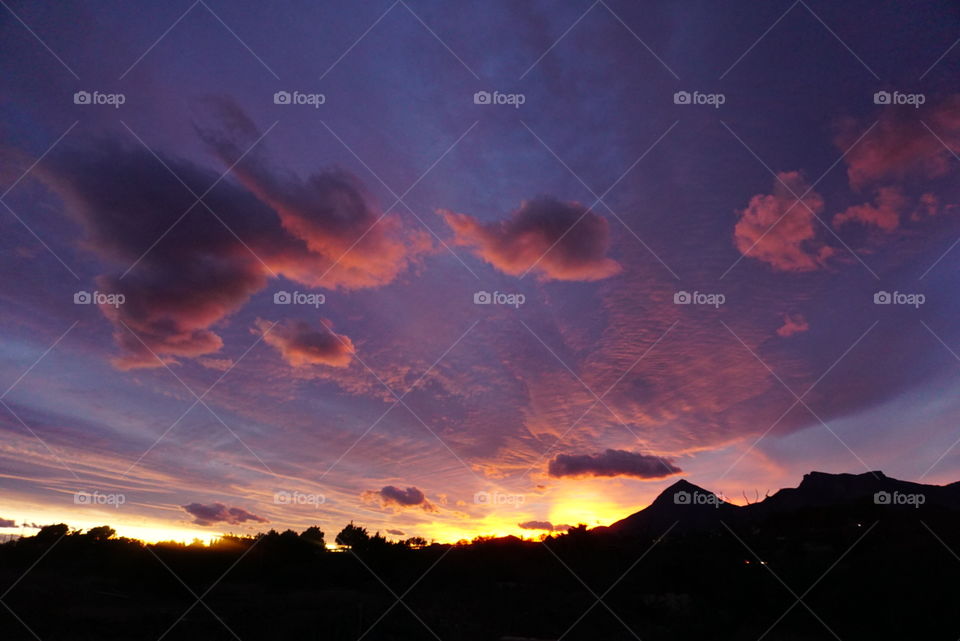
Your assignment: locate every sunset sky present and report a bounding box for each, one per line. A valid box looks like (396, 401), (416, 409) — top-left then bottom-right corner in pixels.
(2, 0), (960, 544)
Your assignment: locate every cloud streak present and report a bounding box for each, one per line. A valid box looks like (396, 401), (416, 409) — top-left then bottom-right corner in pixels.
(518, 520), (571, 532)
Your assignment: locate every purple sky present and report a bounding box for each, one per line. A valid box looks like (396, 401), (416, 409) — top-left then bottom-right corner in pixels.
(2, 0), (960, 542)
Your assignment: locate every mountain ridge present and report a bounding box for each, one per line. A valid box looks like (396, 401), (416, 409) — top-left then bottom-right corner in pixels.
(599, 470), (960, 536)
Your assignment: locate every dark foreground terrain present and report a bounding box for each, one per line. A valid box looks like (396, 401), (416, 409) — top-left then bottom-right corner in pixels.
(3, 471), (959, 640)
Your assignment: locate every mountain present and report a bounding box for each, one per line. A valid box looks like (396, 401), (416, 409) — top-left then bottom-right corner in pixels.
(746, 470), (960, 516)
(603, 479), (736, 535)
(601, 471), (960, 536)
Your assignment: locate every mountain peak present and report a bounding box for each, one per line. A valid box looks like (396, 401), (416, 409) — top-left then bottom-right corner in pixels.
(650, 478), (716, 506)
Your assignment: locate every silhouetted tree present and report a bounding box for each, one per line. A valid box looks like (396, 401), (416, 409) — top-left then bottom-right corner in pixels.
(35, 523), (69, 543)
(335, 521), (369, 549)
(404, 536), (427, 549)
(85, 525), (116, 542)
(300, 526), (326, 548)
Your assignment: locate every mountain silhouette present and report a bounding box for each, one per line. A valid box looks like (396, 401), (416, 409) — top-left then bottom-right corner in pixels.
(602, 478), (736, 535)
(600, 470), (957, 536)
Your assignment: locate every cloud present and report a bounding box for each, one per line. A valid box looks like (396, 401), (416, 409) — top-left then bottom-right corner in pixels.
(518, 520), (572, 532)
(776, 313), (809, 338)
(734, 171), (834, 272)
(38, 140), (274, 369)
(837, 95), (960, 189)
(198, 357), (234, 372)
(0, 518), (16, 528)
(386, 529), (405, 536)
(911, 193), (941, 221)
(833, 186), (905, 232)
(196, 97), (431, 290)
(256, 318), (354, 368)
(548, 449), (682, 479)
(440, 196), (621, 281)
(362, 485), (437, 512)
(181, 502), (269, 527)
(34, 101), (426, 369)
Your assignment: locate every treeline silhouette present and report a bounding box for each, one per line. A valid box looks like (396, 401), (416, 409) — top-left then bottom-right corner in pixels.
(3, 472), (960, 640)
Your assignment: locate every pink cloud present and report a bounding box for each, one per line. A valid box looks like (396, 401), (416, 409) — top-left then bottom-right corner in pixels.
(197, 98), (431, 291)
(837, 95), (960, 189)
(440, 196), (621, 281)
(734, 171), (834, 272)
(833, 186), (906, 233)
(911, 193), (941, 221)
(776, 313), (809, 338)
(257, 318), (355, 368)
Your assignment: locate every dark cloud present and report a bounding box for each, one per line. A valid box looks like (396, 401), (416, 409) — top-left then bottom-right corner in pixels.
(548, 449), (681, 479)
(256, 318), (354, 368)
(35, 100), (427, 369)
(362, 485), (437, 512)
(181, 502), (269, 527)
(518, 520), (571, 532)
(440, 196), (621, 281)
(39, 140), (273, 369)
(386, 528), (405, 536)
(0, 518), (16, 528)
